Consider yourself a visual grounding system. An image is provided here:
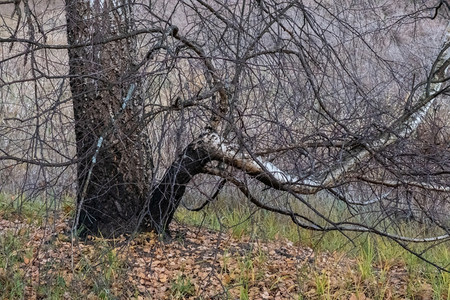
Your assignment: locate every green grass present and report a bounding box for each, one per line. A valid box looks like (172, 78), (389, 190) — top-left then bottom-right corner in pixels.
(176, 193), (450, 299)
(170, 274), (195, 299)
(0, 193), (131, 299)
(0, 192), (448, 299)
(0, 230), (29, 299)
(0, 192), (74, 225)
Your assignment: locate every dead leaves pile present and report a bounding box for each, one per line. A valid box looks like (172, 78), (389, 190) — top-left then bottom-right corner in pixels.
(0, 216), (439, 299)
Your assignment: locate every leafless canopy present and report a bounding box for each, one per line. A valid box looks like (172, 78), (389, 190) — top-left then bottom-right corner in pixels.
(0, 0), (449, 270)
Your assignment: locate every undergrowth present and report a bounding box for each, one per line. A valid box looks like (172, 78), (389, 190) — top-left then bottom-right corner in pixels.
(176, 193), (450, 299)
(0, 192), (448, 299)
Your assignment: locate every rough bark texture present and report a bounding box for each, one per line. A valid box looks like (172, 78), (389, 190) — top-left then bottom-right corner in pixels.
(142, 137), (212, 234)
(66, 0), (151, 237)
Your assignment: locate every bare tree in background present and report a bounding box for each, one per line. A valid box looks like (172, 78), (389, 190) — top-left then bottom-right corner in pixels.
(0, 0), (449, 270)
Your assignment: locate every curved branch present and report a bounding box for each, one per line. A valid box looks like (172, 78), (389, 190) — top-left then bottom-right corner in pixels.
(203, 165), (324, 231)
(202, 164), (450, 244)
(327, 188), (393, 206)
(204, 23), (450, 193)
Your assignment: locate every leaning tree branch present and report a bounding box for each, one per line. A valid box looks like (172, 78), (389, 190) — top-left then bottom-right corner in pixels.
(305, 22), (450, 188)
(201, 21), (450, 196)
(327, 188), (394, 206)
(202, 165), (324, 231)
(202, 163), (450, 243)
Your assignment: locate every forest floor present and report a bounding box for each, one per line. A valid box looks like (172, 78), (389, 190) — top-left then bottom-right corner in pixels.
(1, 211), (441, 300)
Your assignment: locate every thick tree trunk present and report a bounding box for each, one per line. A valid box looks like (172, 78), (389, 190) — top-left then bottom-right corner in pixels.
(66, 0), (151, 237)
(66, 0), (210, 237)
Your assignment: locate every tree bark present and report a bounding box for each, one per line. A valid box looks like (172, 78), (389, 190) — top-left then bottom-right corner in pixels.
(142, 136), (212, 234)
(66, 0), (210, 237)
(66, 0), (151, 237)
